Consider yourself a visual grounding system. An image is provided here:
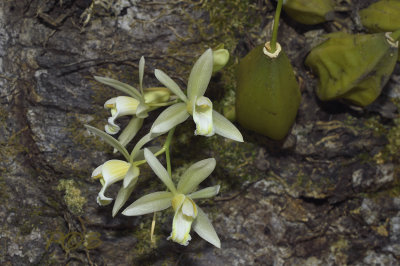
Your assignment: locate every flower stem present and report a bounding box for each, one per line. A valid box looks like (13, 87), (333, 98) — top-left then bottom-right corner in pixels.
(270, 0), (283, 53)
(150, 212), (156, 243)
(164, 127), (175, 177)
(390, 29), (400, 41)
(134, 127), (176, 167)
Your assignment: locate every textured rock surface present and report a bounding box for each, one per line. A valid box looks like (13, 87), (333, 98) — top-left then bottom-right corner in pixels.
(1, 0), (400, 265)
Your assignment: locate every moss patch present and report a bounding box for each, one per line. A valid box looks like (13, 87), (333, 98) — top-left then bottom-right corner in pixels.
(57, 179), (87, 216)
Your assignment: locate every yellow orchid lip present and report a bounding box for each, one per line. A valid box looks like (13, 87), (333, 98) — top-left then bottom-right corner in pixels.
(168, 195), (198, 246)
(193, 96), (214, 136)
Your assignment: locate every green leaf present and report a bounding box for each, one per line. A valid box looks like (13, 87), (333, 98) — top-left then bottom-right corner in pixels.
(85, 125), (130, 161)
(94, 76), (141, 99)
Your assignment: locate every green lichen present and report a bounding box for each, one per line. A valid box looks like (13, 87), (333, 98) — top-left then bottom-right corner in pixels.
(57, 179), (87, 216)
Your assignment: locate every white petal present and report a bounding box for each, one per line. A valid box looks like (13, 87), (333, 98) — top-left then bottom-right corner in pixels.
(112, 177), (138, 217)
(94, 76), (141, 99)
(150, 103), (189, 134)
(116, 117), (143, 152)
(187, 49), (213, 102)
(130, 132), (159, 161)
(144, 149), (177, 194)
(193, 96), (214, 136)
(213, 110), (243, 142)
(101, 160), (131, 185)
(115, 96), (139, 116)
(193, 206), (221, 248)
(139, 56), (145, 93)
(168, 207), (194, 246)
(177, 158), (216, 194)
(188, 185), (220, 200)
(135, 101), (149, 118)
(105, 122), (120, 135)
(97, 185), (113, 206)
(154, 69), (188, 102)
(123, 165), (140, 188)
(122, 191), (173, 216)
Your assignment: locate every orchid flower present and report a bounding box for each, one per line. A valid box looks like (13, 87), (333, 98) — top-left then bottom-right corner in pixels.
(86, 125), (161, 217)
(150, 49), (243, 142)
(94, 56), (174, 142)
(122, 149), (221, 248)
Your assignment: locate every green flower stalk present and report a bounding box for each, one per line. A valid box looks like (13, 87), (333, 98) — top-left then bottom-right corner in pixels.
(150, 49), (243, 142)
(122, 149), (221, 248)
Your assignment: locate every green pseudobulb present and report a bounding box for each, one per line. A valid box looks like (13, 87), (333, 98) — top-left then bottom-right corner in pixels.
(359, 0), (400, 61)
(283, 0), (335, 25)
(305, 32), (398, 107)
(236, 44), (301, 140)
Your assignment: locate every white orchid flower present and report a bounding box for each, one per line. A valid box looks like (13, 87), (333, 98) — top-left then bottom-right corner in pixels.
(151, 48), (243, 142)
(86, 125), (162, 216)
(94, 56), (173, 137)
(92, 159), (135, 205)
(122, 149), (221, 248)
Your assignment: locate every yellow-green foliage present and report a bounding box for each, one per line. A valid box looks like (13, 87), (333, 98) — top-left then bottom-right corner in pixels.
(386, 117), (400, 161)
(194, 0), (266, 49)
(57, 179), (87, 215)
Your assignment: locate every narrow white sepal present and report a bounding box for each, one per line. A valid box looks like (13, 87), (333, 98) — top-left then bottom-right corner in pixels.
(136, 101), (149, 118)
(177, 158), (216, 194)
(139, 56), (145, 94)
(123, 165), (140, 188)
(112, 177), (138, 217)
(144, 149), (177, 194)
(94, 76), (141, 99)
(122, 191), (173, 216)
(154, 69), (188, 102)
(115, 117), (143, 152)
(193, 206), (221, 248)
(188, 185), (220, 200)
(150, 103), (190, 134)
(187, 48), (213, 102)
(213, 110), (243, 142)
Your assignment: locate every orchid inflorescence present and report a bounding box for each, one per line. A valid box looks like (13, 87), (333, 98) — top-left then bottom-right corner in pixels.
(85, 47), (242, 248)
